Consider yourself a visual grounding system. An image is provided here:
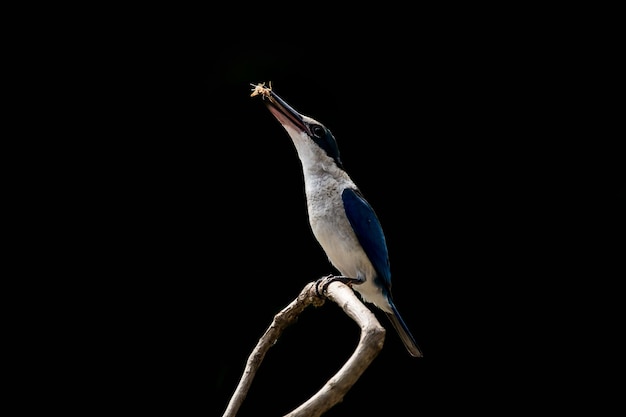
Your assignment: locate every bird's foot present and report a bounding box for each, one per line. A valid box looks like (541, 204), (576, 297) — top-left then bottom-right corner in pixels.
(315, 274), (362, 297)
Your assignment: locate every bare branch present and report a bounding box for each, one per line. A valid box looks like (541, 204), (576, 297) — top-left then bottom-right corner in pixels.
(221, 277), (386, 417)
(284, 280), (385, 417)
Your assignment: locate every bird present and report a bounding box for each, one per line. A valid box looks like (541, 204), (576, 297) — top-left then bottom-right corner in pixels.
(253, 83), (423, 358)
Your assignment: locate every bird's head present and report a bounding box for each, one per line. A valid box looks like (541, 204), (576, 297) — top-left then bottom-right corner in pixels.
(262, 88), (344, 171)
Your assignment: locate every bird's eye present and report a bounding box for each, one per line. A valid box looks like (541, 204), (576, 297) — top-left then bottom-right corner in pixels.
(311, 125), (325, 138)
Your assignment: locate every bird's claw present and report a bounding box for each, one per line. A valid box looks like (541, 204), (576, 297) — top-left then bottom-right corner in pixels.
(315, 274), (334, 297)
(315, 274), (361, 297)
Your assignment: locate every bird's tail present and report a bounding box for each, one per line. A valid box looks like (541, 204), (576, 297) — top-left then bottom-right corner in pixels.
(385, 303), (423, 358)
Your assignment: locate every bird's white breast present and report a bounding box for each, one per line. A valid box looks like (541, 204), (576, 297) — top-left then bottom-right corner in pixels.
(303, 168), (388, 310)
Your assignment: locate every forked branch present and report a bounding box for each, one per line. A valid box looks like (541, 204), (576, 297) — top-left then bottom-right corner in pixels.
(221, 277), (386, 417)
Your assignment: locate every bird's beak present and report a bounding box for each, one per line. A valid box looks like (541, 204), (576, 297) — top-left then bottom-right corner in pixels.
(265, 90), (308, 134)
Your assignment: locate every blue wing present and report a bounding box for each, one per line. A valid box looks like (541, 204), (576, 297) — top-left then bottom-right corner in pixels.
(342, 188), (392, 287)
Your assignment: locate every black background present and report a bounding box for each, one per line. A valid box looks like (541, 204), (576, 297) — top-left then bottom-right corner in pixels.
(28, 8), (624, 416)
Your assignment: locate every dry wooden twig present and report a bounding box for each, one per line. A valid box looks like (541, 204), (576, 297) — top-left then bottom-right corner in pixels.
(221, 277), (386, 417)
